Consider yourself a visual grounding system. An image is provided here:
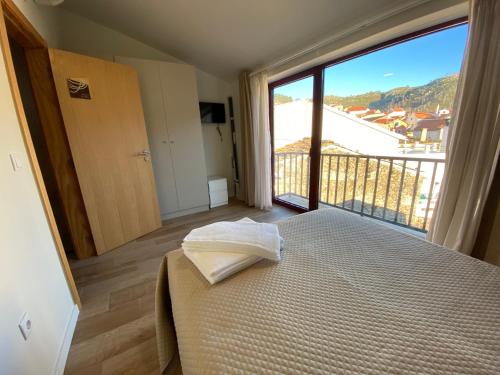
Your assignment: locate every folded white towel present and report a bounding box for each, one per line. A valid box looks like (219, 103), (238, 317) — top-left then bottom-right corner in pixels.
(184, 250), (261, 284)
(183, 220), (281, 261)
(182, 218), (282, 284)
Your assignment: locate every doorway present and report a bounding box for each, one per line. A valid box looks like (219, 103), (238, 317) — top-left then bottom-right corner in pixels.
(9, 36), (76, 255)
(0, 0), (81, 306)
(271, 75), (315, 210)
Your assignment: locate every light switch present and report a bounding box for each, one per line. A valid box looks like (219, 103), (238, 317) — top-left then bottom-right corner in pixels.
(9, 152), (23, 171)
(18, 312), (32, 340)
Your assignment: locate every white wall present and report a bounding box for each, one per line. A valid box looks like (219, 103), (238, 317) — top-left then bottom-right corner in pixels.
(56, 8), (181, 63)
(0, 11), (76, 375)
(11, 0), (62, 47)
(196, 70), (236, 196)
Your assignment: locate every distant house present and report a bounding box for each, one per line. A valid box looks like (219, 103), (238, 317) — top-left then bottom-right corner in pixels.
(345, 105), (370, 116)
(374, 116), (391, 124)
(274, 100), (406, 155)
(406, 111), (436, 127)
(373, 116), (393, 130)
(394, 121), (411, 135)
(388, 107), (406, 118)
(360, 109), (385, 122)
(392, 119), (408, 129)
(394, 125), (407, 135)
(413, 119), (448, 142)
(372, 116), (407, 131)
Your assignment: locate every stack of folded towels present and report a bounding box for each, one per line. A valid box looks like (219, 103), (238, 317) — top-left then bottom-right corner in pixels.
(182, 218), (282, 284)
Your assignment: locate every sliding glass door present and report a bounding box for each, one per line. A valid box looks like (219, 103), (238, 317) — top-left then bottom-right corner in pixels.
(270, 18), (468, 232)
(271, 75), (314, 210)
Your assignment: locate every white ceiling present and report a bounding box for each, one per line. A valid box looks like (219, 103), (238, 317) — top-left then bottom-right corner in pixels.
(60, 0), (422, 81)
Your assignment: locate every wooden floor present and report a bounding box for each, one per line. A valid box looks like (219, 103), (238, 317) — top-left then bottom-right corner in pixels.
(64, 199), (296, 375)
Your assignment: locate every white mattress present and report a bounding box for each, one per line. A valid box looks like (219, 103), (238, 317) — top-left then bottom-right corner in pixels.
(159, 208), (500, 374)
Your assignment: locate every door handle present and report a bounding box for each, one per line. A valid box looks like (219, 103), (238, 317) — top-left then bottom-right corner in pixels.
(137, 150), (151, 161)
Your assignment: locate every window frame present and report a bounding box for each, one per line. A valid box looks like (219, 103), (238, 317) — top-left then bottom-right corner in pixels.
(269, 16), (468, 212)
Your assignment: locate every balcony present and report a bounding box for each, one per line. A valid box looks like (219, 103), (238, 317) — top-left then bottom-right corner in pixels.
(274, 152), (446, 233)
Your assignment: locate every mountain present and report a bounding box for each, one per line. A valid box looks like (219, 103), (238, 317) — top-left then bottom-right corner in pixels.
(323, 91), (381, 108)
(369, 75), (459, 112)
(274, 93), (293, 105)
(322, 74), (459, 112)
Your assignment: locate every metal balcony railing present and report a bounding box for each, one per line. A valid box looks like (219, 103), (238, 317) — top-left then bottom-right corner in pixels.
(274, 152), (446, 232)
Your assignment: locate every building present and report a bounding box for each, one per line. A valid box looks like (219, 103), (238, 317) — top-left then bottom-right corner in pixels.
(360, 109), (386, 122)
(345, 105), (370, 116)
(274, 100), (406, 155)
(406, 111), (437, 127)
(413, 118), (448, 142)
(388, 107), (406, 118)
(371, 116), (408, 132)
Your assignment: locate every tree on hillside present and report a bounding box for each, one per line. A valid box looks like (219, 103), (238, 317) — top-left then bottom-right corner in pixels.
(368, 75), (459, 112)
(320, 74), (459, 112)
(324, 92), (381, 108)
(274, 93), (293, 105)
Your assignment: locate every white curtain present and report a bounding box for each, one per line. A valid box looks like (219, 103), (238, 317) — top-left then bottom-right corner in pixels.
(427, 0), (500, 254)
(250, 72), (273, 210)
(239, 72), (255, 206)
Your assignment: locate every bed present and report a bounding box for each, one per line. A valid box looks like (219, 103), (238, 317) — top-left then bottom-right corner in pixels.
(156, 208), (500, 375)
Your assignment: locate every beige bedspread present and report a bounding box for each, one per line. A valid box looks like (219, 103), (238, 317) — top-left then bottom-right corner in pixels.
(156, 209), (500, 374)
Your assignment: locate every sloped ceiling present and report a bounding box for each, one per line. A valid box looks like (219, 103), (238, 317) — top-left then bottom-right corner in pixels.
(61, 0), (424, 81)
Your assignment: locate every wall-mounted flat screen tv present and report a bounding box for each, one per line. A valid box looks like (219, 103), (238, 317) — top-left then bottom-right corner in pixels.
(199, 102), (226, 124)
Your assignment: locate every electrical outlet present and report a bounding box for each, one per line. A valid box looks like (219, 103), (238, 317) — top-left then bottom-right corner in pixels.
(18, 312), (32, 340)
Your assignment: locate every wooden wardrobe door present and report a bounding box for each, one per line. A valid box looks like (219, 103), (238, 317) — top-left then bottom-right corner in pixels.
(49, 49), (160, 254)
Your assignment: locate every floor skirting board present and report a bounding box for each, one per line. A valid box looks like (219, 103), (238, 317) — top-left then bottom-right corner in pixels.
(161, 205), (209, 220)
(53, 304), (79, 375)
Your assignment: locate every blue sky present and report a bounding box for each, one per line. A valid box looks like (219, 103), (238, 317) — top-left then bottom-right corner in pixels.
(275, 24), (468, 99)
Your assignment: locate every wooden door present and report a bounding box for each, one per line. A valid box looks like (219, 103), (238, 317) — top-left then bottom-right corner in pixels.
(49, 49), (161, 254)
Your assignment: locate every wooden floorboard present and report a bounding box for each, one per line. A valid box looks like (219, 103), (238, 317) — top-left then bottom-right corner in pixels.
(64, 199), (296, 374)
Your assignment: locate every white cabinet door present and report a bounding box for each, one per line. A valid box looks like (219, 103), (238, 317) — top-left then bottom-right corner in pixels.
(115, 57), (180, 215)
(159, 62), (209, 210)
(116, 57), (209, 216)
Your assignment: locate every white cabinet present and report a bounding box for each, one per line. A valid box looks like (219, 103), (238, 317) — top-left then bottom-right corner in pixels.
(208, 176), (228, 208)
(116, 57), (209, 219)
